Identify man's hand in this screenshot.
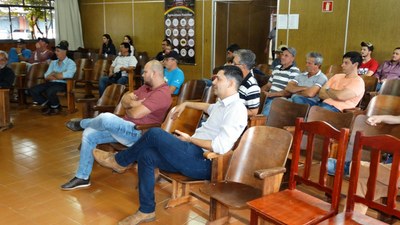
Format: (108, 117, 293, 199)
(45, 72, 57, 81)
(173, 129, 191, 142)
(171, 102, 187, 120)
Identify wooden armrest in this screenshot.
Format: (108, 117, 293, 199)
(283, 126, 295, 134)
(134, 123, 161, 130)
(254, 167, 286, 179)
(248, 114, 267, 127)
(76, 98, 97, 103)
(203, 151, 221, 160)
(93, 105, 116, 112)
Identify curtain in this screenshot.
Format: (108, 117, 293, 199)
(55, 0, 84, 50)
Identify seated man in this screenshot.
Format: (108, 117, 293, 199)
(155, 39, 172, 61)
(261, 46, 300, 116)
(225, 43, 240, 65)
(358, 41, 379, 76)
(286, 52, 327, 106)
(233, 49, 260, 116)
(374, 47, 400, 91)
(318, 51, 365, 112)
(28, 38, 53, 64)
(163, 51, 184, 95)
(98, 42, 138, 96)
(0, 51, 16, 89)
(93, 65, 248, 225)
(8, 39, 32, 64)
(29, 41, 76, 115)
(61, 60, 171, 190)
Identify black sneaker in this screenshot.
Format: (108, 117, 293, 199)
(65, 119, 83, 131)
(60, 177, 90, 190)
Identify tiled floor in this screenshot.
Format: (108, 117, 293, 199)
(0, 100, 248, 225)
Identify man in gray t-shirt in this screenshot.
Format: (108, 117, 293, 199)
(285, 52, 327, 106)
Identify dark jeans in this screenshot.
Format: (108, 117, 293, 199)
(29, 82, 66, 107)
(115, 128, 212, 213)
(98, 75, 128, 96)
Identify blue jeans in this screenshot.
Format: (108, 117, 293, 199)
(262, 97, 274, 116)
(99, 75, 128, 96)
(327, 158, 351, 176)
(317, 102, 341, 112)
(76, 113, 141, 179)
(29, 82, 66, 107)
(290, 95, 319, 106)
(115, 128, 212, 213)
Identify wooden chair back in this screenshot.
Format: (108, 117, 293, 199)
(90, 59, 112, 82)
(365, 95, 400, 116)
(226, 126, 292, 191)
(74, 58, 93, 81)
(10, 62, 27, 76)
(307, 106, 354, 129)
(176, 80, 207, 105)
(379, 79, 400, 96)
(201, 86, 217, 104)
(325, 65, 341, 78)
(266, 98, 310, 129)
(97, 84, 126, 106)
(161, 106, 203, 135)
(25, 63, 48, 88)
(363, 75, 378, 92)
(290, 118, 350, 212)
(346, 132, 400, 218)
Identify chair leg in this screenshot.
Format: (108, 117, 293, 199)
(208, 197, 229, 224)
(66, 80, 77, 113)
(165, 180, 191, 208)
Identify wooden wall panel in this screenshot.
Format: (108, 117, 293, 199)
(105, 3, 133, 44)
(80, 3, 105, 50)
(347, 0, 400, 63)
(215, 2, 229, 67)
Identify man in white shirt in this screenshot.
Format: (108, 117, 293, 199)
(92, 65, 248, 225)
(98, 42, 138, 96)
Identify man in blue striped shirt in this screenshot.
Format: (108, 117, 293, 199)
(30, 40, 76, 115)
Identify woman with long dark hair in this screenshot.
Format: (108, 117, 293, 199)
(99, 34, 116, 56)
(123, 35, 135, 56)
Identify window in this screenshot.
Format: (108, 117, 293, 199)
(0, 0, 55, 40)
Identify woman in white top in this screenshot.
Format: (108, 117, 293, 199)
(123, 35, 135, 56)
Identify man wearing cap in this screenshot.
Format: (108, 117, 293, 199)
(261, 46, 300, 116)
(29, 40, 76, 115)
(358, 41, 379, 76)
(28, 38, 53, 64)
(286, 52, 328, 106)
(98, 42, 138, 96)
(163, 51, 185, 95)
(8, 39, 32, 64)
(233, 49, 260, 116)
(271, 45, 297, 69)
(318, 51, 365, 112)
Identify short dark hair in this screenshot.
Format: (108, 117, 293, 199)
(218, 65, 243, 90)
(343, 51, 362, 68)
(162, 39, 171, 46)
(121, 42, 131, 54)
(227, 43, 240, 53)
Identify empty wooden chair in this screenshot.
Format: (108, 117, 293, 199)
(359, 75, 378, 109)
(16, 63, 49, 105)
(172, 80, 207, 107)
(203, 126, 293, 224)
(76, 84, 127, 118)
(9, 62, 27, 101)
(319, 132, 400, 224)
(379, 79, 400, 96)
(81, 58, 112, 97)
(247, 118, 350, 225)
(365, 95, 400, 116)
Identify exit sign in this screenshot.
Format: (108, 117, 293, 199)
(322, 1, 333, 12)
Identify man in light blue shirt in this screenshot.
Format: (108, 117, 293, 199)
(30, 40, 76, 115)
(163, 51, 184, 95)
(8, 39, 32, 64)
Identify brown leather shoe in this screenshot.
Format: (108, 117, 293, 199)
(93, 148, 127, 173)
(118, 211, 156, 225)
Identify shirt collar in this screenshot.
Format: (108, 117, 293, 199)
(218, 93, 240, 107)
